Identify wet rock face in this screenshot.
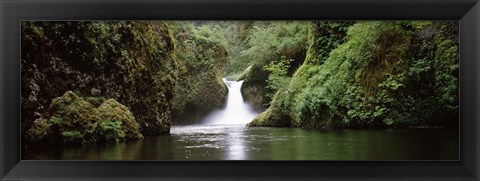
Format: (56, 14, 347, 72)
(238, 64, 271, 111)
(21, 21, 177, 137)
(26, 91, 143, 144)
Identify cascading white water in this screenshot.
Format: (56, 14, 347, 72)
(203, 78, 258, 125)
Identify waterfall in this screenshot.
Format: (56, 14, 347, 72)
(203, 78, 258, 125)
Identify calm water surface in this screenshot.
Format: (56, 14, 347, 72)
(23, 124, 458, 160)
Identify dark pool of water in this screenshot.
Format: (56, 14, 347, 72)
(22, 124, 458, 160)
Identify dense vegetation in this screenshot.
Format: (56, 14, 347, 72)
(249, 21, 459, 128)
(236, 21, 309, 110)
(169, 22, 228, 124)
(21, 21, 459, 146)
(22, 21, 177, 144)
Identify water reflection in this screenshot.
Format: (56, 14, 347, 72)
(225, 125, 248, 160)
(23, 125, 458, 160)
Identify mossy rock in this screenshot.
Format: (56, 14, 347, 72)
(25, 118, 54, 143)
(97, 99, 143, 140)
(21, 21, 176, 138)
(171, 26, 229, 124)
(26, 91, 143, 144)
(247, 108, 290, 127)
(238, 64, 271, 110)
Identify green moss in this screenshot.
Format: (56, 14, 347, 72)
(98, 119, 126, 142)
(21, 21, 177, 137)
(247, 107, 290, 127)
(26, 91, 143, 144)
(97, 99, 143, 140)
(84, 97, 106, 107)
(170, 22, 229, 124)
(25, 118, 53, 143)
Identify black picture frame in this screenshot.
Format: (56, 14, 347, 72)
(1, 0, 479, 180)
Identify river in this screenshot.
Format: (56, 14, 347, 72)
(22, 79, 459, 160)
(23, 124, 458, 160)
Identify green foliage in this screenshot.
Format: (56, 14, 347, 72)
(433, 32, 459, 111)
(98, 119, 126, 142)
(194, 23, 229, 49)
(251, 21, 354, 127)
(251, 21, 459, 129)
(304, 21, 355, 65)
(235, 22, 310, 109)
(264, 56, 292, 98)
(200, 21, 309, 81)
(61, 131, 83, 143)
(21, 21, 177, 136)
(411, 21, 434, 30)
(215, 21, 254, 76)
(167, 21, 310, 111)
(241, 21, 308, 68)
(240, 21, 309, 70)
(168, 22, 229, 123)
(378, 73, 405, 91)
